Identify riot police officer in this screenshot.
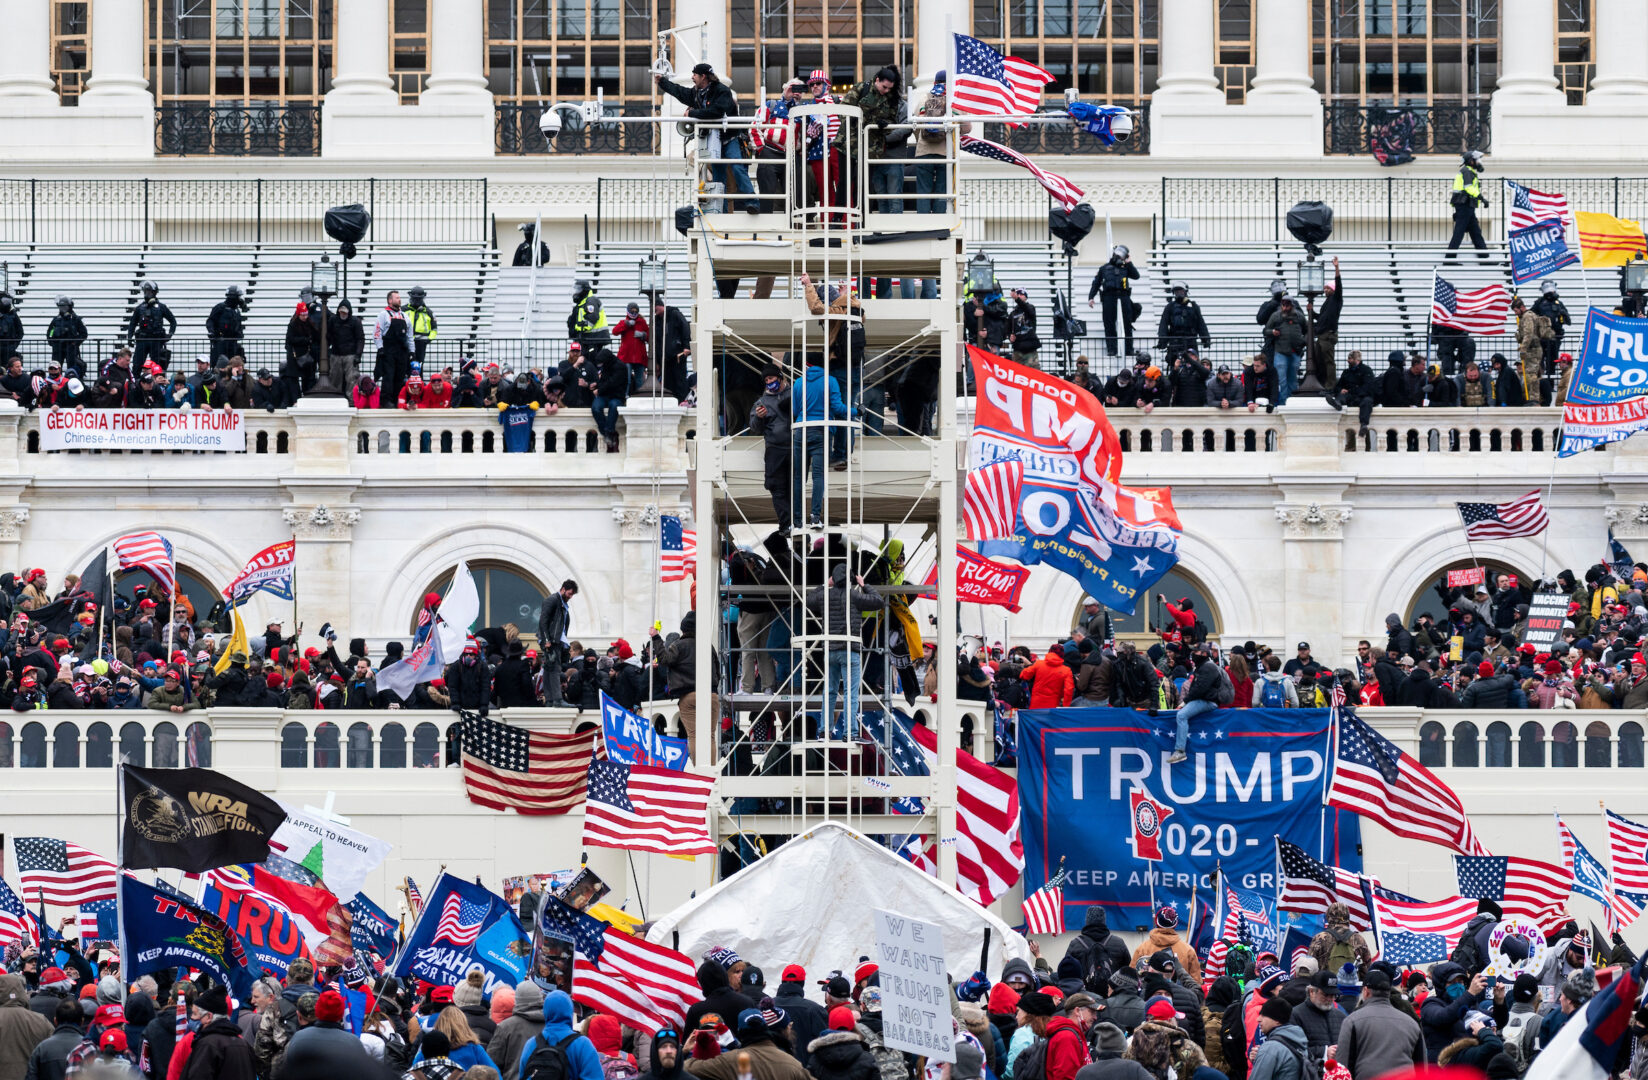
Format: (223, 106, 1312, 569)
(1447, 149, 1488, 259)
(47, 296, 87, 375)
(0, 293, 22, 362)
(1531, 279, 1570, 404)
(126, 280, 177, 371)
(406, 286, 438, 372)
(513, 222, 552, 267)
(207, 285, 248, 366)
(1155, 281, 1210, 361)
(568, 280, 612, 352)
(1087, 244, 1140, 357)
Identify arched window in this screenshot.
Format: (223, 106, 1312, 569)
(1621, 722, 1645, 768)
(185, 723, 212, 767)
(1552, 721, 1578, 768)
(86, 723, 113, 768)
(1518, 721, 1546, 767)
(1070, 568, 1219, 642)
(1418, 721, 1446, 767)
(1586, 721, 1612, 768)
(412, 723, 440, 768)
(1451, 721, 1479, 767)
(314, 722, 341, 768)
(19, 722, 45, 768)
(347, 723, 373, 768)
(112, 564, 221, 633)
(52, 722, 79, 767)
(0, 721, 11, 767)
(153, 723, 179, 768)
(1485, 722, 1511, 768)
(1406, 561, 1537, 626)
(414, 563, 549, 640)
(445, 723, 461, 767)
(120, 722, 146, 767)
(380, 723, 407, 769)
(281, 723, 308, 768)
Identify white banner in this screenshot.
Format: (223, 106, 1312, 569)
(873, 907, 955, 1062)
(40, 409, 246, 451)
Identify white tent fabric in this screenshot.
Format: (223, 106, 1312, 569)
(645, 820, 1032, 983)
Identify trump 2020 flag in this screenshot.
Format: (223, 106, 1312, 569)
(120, 764, 287, 873)
(393, 872, 529, 995)
(223, 539, 296, 604)
(1561, 309, 1648, 456)
(599, 691, 688, 770)
(120, 874, 259, 1001)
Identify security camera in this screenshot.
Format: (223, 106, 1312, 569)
(1063, 87, 1079, 106)
(538, 109, 562, 139)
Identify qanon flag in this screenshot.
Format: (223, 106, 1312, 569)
(223, 539, 296, 604)
(120, 765, 287, 873)
(393, 872, 530, 995)
(967, 347, 1181, 613)
(1560, 309, 1648, 456)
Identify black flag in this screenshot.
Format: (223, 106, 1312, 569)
(30, 548, 112, 636)
(120, 764, 287, 873)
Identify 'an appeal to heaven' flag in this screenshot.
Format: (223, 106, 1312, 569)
(223, 539, 296, 603)
(960, 136, 1083, 211)
(1431, 274, 1510, 334)
(1508, 219, 1579, 285)
(120, 764, 287, 873)
(15, 838, 117, 905)
(1577, 211, 1648, 268)
(1560, 310, 1648, 456)
(460, 713, 599, 814)
(1456, 491, 1550, 541)
(120, 874, 259, 1002)
(1328, 710, 1488, 856)
(1506, 180, 1575, 234)
(950, 33, 1052, 119)
(112, 532, 176, 595)
(269, 801, 391, 901)
(393, 872, 529, 996)
(582, 757, 716, 856)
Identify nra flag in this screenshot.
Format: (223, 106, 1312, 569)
(120, 764, 287, 873)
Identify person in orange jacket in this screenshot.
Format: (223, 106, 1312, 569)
(1023, 645, 1074, 708)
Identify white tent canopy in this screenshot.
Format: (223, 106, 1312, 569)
(645, 820, 1032, 986)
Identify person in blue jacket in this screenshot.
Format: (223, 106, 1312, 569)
(791, 352, 848, 526)
(517, 989, 604, 1080)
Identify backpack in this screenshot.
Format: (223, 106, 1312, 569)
(1260, 676, 1288, 709)
(1116, 654, 1154, 704)
(1281, 1041, 1322, 1080)
(996, 674, 1029, 711)
(1213, 668, 1235, 707)
(367, 1028, 413, 1072)
(1324, 926, 1359, 976)
(276, 997, 300, 1040)
(1449, 917, 1489, 973)
(524, 1033, 582, 1080)
(601, 1053, 640, 1080)
(1013, 1035, 1049, 1080)
(1220, 1000, 1248, 1080)
(1501, 1010, 1539, 1073)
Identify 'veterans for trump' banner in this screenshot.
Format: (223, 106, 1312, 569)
(1560, 309, 1648, 456)
(1016, 707, 1361, 931)
(967, 348, 1181, 614)
(393, 872, 530, 995)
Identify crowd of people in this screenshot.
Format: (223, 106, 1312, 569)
(3, 884, 1644, 1080)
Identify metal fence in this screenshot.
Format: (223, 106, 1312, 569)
(1045, 333, 1523, 383)
(0, 179, 489, 245)
(155, 104, 322, 157)
(1163, 176, 1648, 245)
(1323, 102, 1489, 158)
(496, 102, 658, 155)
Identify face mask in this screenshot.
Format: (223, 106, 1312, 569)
(1445, 983, 1465, 1001)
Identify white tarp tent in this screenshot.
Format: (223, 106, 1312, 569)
(645, 820, 1031, 983)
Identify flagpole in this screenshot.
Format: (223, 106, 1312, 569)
(626, 851, 648, 920)
(1426, 268, 1437, 367)
(1537, 456, 1559, 578)
(114, 758, 126, 991)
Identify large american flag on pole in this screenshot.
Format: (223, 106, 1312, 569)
(15, 837, 118, 905)
(1605, 807, 1648, 893)
(540, 897, 700, 1030)
(1276, 838, 1375, 929)
(459, 714, 599, 815)
(960, 136, 1084, 211)
(1431, 274, 1510, 335)
(1454, 854, 1573, 932)
(909, 722, 1023, 906)
(1506, 180, 1575, 233)
(951, 34, 1053, 120)
(1456, 491, 1550, 541)
(963, 458, 1024, 541)
(1328, 710, 1489, 856)
(582, 757, 716, 857)
(112, 532, 176, 595)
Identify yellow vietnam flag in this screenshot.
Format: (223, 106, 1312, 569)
(1577, 211, 1648, 268)
(213, 602, 250, 674)
(587, 902, 645, 935)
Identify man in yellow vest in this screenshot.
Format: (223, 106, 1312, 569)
(1447, 150, 1489, 260)
(406, 285, 438, 371)
(568, 280, 612, 351)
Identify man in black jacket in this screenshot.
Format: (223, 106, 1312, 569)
(1168, 647, 1226, 764)
(1008, 289, 1041, 367)
(804, 565, 885, 741)
(47, 297, 87, 375)
(444, 642, 491, 716)
(773, 967, 829, 1067)
(206, 286, 246, 366)
(1167, 350, 1210, 408)
(537, 580, 577, 707)
(1156, 283, 1210, 361)
(1327, 348, 1377, 430)
(1088, 245, 1140, 357)
(656, 64, 756, 213)
(126, 281, 177, 373)
(327, 300, 366, 395)
(1061, 908, 1132, 995)
(493, 641, 538, 708)
(749, 364, 794, 530)
(652, 301, 692, 403)
(1306, 258, 1343, 391)
(1289, 969, 1345, 1060)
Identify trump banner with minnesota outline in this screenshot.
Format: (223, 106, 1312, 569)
(1016, 707, 1361, 931)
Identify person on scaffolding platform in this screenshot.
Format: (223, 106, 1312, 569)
(805, 562, 886, 741)
(804, 70, 841, 217)
(657, 62, 758, 214)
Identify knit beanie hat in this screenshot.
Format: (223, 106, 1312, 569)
(1260, 996, 1294, 1025)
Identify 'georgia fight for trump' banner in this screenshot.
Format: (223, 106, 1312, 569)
(1016, 707, 1362, 931)
(967, 348, 1181, 614)
(1561, 309, 1648, 456)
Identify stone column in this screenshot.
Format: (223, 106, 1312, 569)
(1494, 0, 1562, 99)
(1248, 0, 1316, 100)
(79, 0, 152, 102)
(0, 0, 56, 99)
(916, 0, 969, 87)
(672, 0, 727, 77)
(1153, 0, 1222, 102)
(328, 0, 397, 101)
(283, 504, 362, 637)
(422, 0, 490, 100)
(1589, 0, 1648, 99)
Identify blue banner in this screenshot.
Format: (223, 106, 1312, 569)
(1560, 309, 1648, 456)
(1017, 707, 1361, 932)
(349, 893, 399, 959)
(120, 875, 259, 1001)
(198, 880, 309, 978)
(1508, 219, 1579, 284)
(600, 691, 687, 770)
(392, 872, 529, 995)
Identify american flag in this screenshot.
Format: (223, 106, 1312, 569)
(660, 514, 696, 583)
(112, 532, 176, 595)
(1370, 886, 1479, 966)
(1276, 838, 1375, 929)
(175, 981, 188, 1037)
(960, 135, 1084, 211)
(1456, 491, 1549, 541)
(1022, 876, 1065, 935)
(1202, 882, 1269, 986)
(459, 713, 598, 815)
(77, 898, 116, 943)
(1431, 274, 1510, 335)
(1506, 180, 1574, 233)
(1454, 854, 1572, 932)
(964, 457, 1024, 541)
(405, 876, 423, 917)
(1605, 807, 1648, 893)
(1328, 710, 1489, 857)
(583, 757, 716, 857)
(541, 898, 701, 1030)
(951, 34, 1052, 121)
(0, 879, 32, 948)
(1330, 683, 1347, 707)
(431, 891, 488, 948)
(910, 722, 1024, 906)
(15, 837, 117, 905)
(1558, 813, 1644, 933)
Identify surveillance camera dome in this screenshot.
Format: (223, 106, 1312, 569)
(1109, 113, 1134, 140)
(538, 109, 563, 139)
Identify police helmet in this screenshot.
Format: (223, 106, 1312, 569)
(408, 286, 426, 302)
(1111, 245, 1129, 260)
(1463, 150, 1485, 167)
(141, 280, 158, 296)
(1269, 278, 1287, 297)
(1171, 281, 1188, 295)
(1134, 349, 1153, 367)
(226, 285, 243, 299)
(574, 279, 592, 293)
(1540, 279, 1558, 297)
(55, 295, 72, 310)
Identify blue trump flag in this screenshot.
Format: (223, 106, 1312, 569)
(1508, 219, 1579, 284)
(600, 691, 687, 770)
(197, 878, 308, 978)
(349, 893, 399, 958)
(119, 874, 259, 1001)
(1560, 309, 1648, 455)
(1017, 707, 1360, 931)
(392, 872, 529, 995)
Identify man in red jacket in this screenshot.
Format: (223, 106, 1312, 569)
(1023, 646, 1074, 708)
(1015, 991, 1090, 1080)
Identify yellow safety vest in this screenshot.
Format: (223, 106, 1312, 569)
(1452, 167, 1481, 200)
(410, 306, 437, 339)
(574, 294, 608, 335)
